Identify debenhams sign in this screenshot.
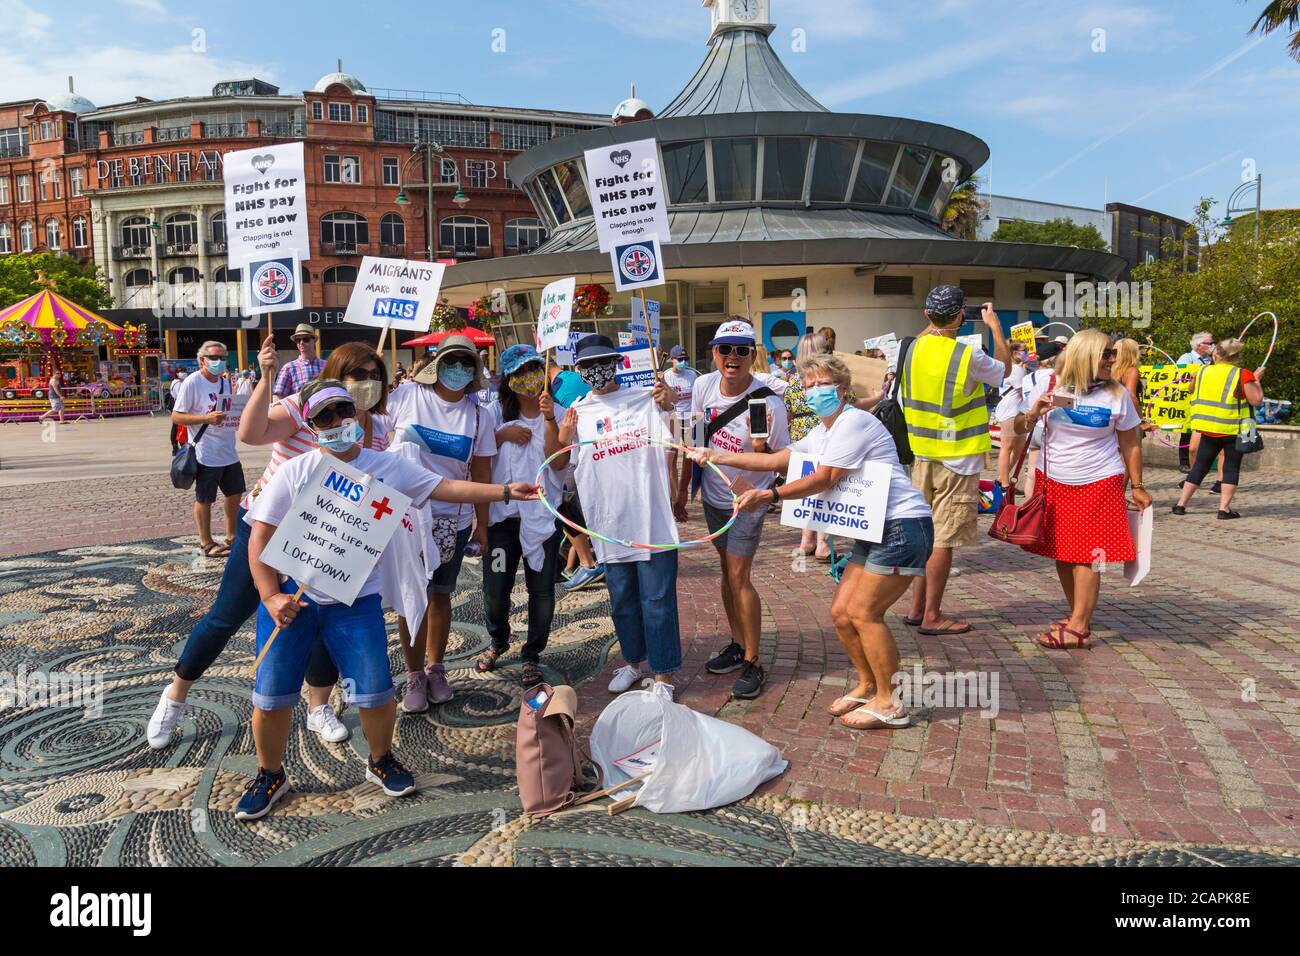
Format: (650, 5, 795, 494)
(95, 150, 224, 188)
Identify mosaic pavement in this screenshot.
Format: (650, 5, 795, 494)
(1, 536, 1297, 866)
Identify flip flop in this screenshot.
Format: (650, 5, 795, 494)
(902, 616, 922, 627)
(918, 620, 972, 635)
(199, 543, 230, 558)
(840, 705, 911, 730)
(828, 694, 874, 717)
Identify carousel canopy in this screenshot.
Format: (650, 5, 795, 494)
(0, 289, 133, 348)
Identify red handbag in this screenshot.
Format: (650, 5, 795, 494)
(989, 395, 1050, 549)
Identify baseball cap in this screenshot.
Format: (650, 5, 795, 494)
(574, 334, 620, 365)
(925, 284, 966, 319)
(412, 334, 485, 389)
(708, 319, 756, 347)
(499, 344, 543, 377)
(1035, 340, 1065, 362)
(669, 345, 687, 359)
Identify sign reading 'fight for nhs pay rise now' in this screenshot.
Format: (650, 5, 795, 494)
(223, 141, 311, 266)
(583, 138, 671, 253)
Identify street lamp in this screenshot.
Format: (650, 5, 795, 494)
(1222, 175, 1262, 244)
(394, 139, 445, 261)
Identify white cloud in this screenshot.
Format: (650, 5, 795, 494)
(780, 0, 895, 40)
(0, 0, 52, 44)
(121, 0, 169, 14)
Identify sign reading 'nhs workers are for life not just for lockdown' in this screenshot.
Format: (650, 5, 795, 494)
(262, 457, 414, 606)
(779, 453, 891, 544)
(344, 257, 447, 332)
(536, 277, 577, 352)
(223, 141, 311, 266)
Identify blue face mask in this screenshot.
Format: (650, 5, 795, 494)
(781, 359, 794, 370)
(204, 357, 227, 375)
(806, 384, 843, 418)
(438, 362, 475, 392)
(314, 419, 362, 452)
(674, 359, 688, 370)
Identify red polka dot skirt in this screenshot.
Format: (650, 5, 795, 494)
(1022, 472, 1136, 565)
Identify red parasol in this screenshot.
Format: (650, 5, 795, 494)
(404, 326, 496, 348)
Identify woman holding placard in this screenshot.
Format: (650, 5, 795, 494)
(688, 354, 933, 730)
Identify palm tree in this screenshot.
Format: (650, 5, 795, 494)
(1250, 0, 1300, 60)
(941, 175, 986, 240)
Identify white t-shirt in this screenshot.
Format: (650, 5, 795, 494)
(1021, 379, 1140, 485)
(912, 342, 1006, 476)
(791, 406, 931, 521)
(752, 370, 789, 397)
(1176, 351, 1211, 367)
(386, 384, 497, 530)
(572, 387, 678, 564)
(692, 372, 791, 509)
(663, 366, 698, 414)
(489, 405, 565, 571)
(169, 378, 185, 400)
(245, 447, 442, 604)
(173, 371, 240, 467)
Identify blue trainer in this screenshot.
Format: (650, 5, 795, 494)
(234, 767, 290, 821)
(366, 752, 416, 797)
(563, 564, 606, 592)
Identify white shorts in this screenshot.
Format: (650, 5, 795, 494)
(993, 391, 1021, 424)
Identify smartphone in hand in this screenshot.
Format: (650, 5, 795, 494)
(748, 397, 769, 438)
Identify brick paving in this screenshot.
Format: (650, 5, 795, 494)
(1, 422, 1298, 852)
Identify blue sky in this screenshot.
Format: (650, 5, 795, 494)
(4, 0, 1298, 219)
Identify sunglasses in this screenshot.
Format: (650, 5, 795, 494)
(1101, 349, 1117, 360)
(309, 402, 356, 427)
(715, 345, 752, 357)
(348, 367, 384, 381)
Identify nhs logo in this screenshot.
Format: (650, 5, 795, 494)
(800, 459, 817, 479)
(373, 298, 418, 320)
(320, 469, 365, 502)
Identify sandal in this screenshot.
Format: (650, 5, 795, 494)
(199, 542, 230, 558)
(1217, 510, 1240, 520)
(918, 619, 973, 636)
(476, 648, 505, 673)
(828, 693, 874, 717)
(521, 661, 544, 688)
(1036, 622, 1091, 649)
(902, 616, 922, 627)
(840, 705, 911, 730)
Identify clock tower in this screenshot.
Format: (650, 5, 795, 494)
(703, 0, 774, 41)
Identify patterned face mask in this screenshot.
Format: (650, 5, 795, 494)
(577, 360, 618, 391)
(508, 367, 545, 397)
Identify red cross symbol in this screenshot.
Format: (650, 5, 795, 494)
(370, 497, 394, 520)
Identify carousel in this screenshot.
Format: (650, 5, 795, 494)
(0, 286, 157, 422)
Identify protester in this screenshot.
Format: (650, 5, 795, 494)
(37, 369, 65, 424)
(1172, 337, 1264, 519)
(899, 286, 1009, 635)
(784, 331, 833, 558)
(1112, 338, 1142, 409)
(167, 370, 187, 453)
(238, 378, 538, 820)
(546, 363, 603, 590)
(691, 319, 790, 699)
(273, 325, 325, 399)
(993, 345, 1029, 492)
(171, 341, 243, 559)
(385, 335, 497, 711)
(1013, 329, 1151, 649)
(554, 334, 681, 699)
(1175, 332, 1216, 470)
(1019, 340, 1063, 496)
(691, 354, 933, 727)
(663, 344, 698, 521)
(236, 368, 255, 396)
(478, 345, 567, 687)
(773, 349, 796, 381)
(817, 326, 838, 354)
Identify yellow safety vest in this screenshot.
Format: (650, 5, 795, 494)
(900, 335, 991, 458)
(1187, 364, 1252, 435)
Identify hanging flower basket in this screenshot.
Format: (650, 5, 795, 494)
(469, 294, 504, 330)
(429, 302, 463, 333)
(573, 283, 612, 318)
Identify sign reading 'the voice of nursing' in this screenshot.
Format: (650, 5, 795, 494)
(779, 453, 891, 544)
(583, 138, 671, 253)
(223, 142, 310, 266)
(262, 457, 413, 606)
(343, 257, 447, 332)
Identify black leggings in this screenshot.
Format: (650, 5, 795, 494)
(1188, 433, 1243, 487)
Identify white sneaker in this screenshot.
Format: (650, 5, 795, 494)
(146, 688, 188, 750)
(607, 664, 643, 694)
(643, 678, 675, 702)
(306, 704, 350, 743)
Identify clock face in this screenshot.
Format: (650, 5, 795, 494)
(733, 0, 761, 22)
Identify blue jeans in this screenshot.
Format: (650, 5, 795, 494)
(174, 507, 339, 688)
(253, 583, 394, 711)
(603, 551, 682, 676)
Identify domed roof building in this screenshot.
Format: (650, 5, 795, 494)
(444, 0, 1125, 359)
(313, 61, 367, 94)
(45, 77, 95, 115)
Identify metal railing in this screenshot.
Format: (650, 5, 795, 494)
(202, 122, 246, 139)
(160, 242, 198, 257)
(156, 126, 191, 142)
(205, 239, 228, 255)
(113, 245, 151, 260)
(379, 243, 406, 257)
(320, 241, 366, 256)
(262, 122, 305, 138)
(113, 130, 145, 146)
(370, 88, 470, 104)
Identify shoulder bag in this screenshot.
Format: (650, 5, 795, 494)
(169, 376, 225, 490)
(989, 402, 1048, 550)
(873, 335, 916, 465)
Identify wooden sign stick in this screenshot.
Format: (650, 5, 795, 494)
(376, 317, 392, 356)
(249, 583, 306, 677)
(571, 771, 650, 808)
(640, 289, 659, 372)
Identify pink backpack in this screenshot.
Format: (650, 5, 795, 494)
(515, 683, 591, 816)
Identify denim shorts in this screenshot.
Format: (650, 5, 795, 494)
(703, 500, 767, 558)
(848, 517, 934, 577)
(252, 582, 393, 711)
(427, 526, 473, 595)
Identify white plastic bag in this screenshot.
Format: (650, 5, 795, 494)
(589, 690, 787, 813)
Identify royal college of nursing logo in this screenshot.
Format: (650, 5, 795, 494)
(249, 257, 296, 307)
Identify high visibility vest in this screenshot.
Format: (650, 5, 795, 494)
(900, 335, 991, 458)
(1187, 364, 1252, 434)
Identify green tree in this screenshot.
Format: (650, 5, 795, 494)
(941, 175, 985, 240)
(1249, 0, 1300, 60)
(0, 253, 113, 312)
(1086, 197, 1299, 404)
(992, 217, 1110, 251)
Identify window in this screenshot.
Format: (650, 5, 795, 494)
(169, 266, 200, 284)
(324, 155, 340, 183)
(311, 101, 323, 120)
(423, 115, 488, 148)
(324, 155, 360, 184)
(712, 138, 758, 202)
(214, 265, 241, 282)
(38, 175, 46, 201)
(50, 170, 61, 199)
(1024, 281, 1048, 300)
(440, 158, 458, 184)
(913, 155, 949, 217)
(72, 215, 87, 248)
(960, 278, 996, 299)
(0, 177, 7, 203)
(886, 147, 931, 207)
(762, 137, 809, 201)
(762, 277, 806, 300)
(852, 142, 899, 204)
(120, 217, 151, 249)
(554, 161, 592, 217)
(39, 120, 52, 140)
(0, 223, 10, 254)
(175, 153, 190, 182)
(464, 160, 487, 190)
(124, 269, 152, 286)
(69, 167, 82, 196)
(19, 221, 34, 252)
(17, 174, 30, 202)
(357, 104, 368, 123)
(164, 212, 198, 248)
(319, 211, 369, 248)
(342, 155, 360, 184)
(210, 211, 226, 243)
(380, 213, 405, 246)
(810, 138, 858, 203)
(536, 171, 569, 223)
(874, 275, 914, 296)
(382, 157, 399, 186)
(327, 102, 352, 122)
(323, 265, 358, 282)
(505, 217, 547, 253)
(440, 215, 489, 252)
(497, 119, 551, 151)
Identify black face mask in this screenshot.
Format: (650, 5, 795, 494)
(577, 360, 618, 390)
